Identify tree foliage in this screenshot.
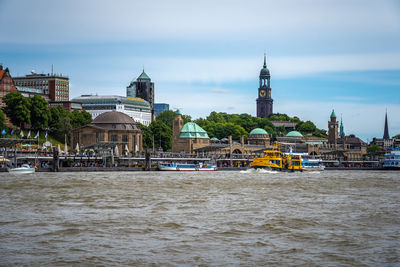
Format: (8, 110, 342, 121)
(30, 95, 51, 130)
(367, 145, 382, 153)
(0, 110, 6, 130)
(2, 92, 31, 127)
(393, 134, 400, 139)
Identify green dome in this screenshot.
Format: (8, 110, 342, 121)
(286, 131, 303, 137)
(176, 109, 182, 115)
(210, 137, 219, 141)
(260, 67, 270, 77)
(249, 128, 268, 135)
(180, 122, 209, 139)
(330, 109, 336, 118)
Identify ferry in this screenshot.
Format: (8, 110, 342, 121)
(158, 162, 217, 171)
(382, 148, 400, 170)
(250, 144, 302, 172)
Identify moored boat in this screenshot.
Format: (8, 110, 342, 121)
(8, 164, 35, 174)
(284, 152, 325, 171)
(382, 148, 400, 170)
(158, 162, 217, 171)
(250, 144, 302, 172)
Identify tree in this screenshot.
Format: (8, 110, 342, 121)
(367, 145, 382, 153)
(393, 134, 400, 139)
(2, 92, 31, 127)
(0, 110, 6, 130)
(143, 120, 172, 151)
(30, 95, 51, 130)
(69, 110, 92, 129)
(137, 122, 152, 150)
(156, 110, 191, 129)
(298, 120, 317, 134)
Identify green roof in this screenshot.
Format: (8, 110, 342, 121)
(176, 109, 182, 115)
(249, 128, 268, 135)
(137, 70, 150, 80)
(180, 122, 209, 139)
(286, 131, 303, 137)
(211, 137, 219, 141)
(330, 109, 336, 118)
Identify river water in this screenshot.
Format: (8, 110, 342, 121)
(0, 170, 399, 266)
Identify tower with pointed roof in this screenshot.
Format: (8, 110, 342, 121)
(328, 109, 339, 145)
(383, 110, 390, 140)
(126, 69, 155, 111)
(256, 53, 273, 118)
(340, 116, 345, 138)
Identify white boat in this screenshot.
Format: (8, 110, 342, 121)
(302, 157, 325, 171)
(284, 152, 325, 171)
(383, 148, 400, 169)
(158, 162, 217, 171)
(8, 164, 36, 174)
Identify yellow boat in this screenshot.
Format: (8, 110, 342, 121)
(250, 144, 302, 172)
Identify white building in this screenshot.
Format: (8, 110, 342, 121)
(72, 95, 152, 126)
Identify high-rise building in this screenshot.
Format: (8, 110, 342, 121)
(154, 103, 169, 116)
(13, 71, 69, 102)
(126, 70, 154, 110)
(256, 53, 273, 118)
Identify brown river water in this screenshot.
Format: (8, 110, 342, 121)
(0, 170, 399, 266)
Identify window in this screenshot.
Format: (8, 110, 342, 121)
(112, 124, 116, 129)
(111, 135, 117, 142)
(122, 135, 128, 142)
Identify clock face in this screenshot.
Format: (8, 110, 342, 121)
(330, 125, 334, 128)
(259, 90, 266, 97)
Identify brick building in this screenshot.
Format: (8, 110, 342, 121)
(0, 65, 18, 106)
(14, 71, 69, 102)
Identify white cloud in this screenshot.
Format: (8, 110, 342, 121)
(1, 0, 399, 43)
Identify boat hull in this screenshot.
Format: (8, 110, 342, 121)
(158, 163, 217, 171)
(8, 168, 35, 174)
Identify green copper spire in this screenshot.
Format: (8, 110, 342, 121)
(330, 109, 336, 118)
(263, 52, 266, 68)
(340, 116, 345, 138)
(176, 109, 182, 115)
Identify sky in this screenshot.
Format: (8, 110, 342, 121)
(1, 0, 399, 141)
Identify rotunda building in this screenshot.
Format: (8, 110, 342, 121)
(71, 111, 143, 153)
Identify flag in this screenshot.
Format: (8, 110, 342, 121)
(34, 131, 39, 138)
(27, 131, 31, 138)
(1, 129, 6, 135)
(11, 130, 14, 136)
(45, 131, 47, 138)
(20, 130, 24, 137)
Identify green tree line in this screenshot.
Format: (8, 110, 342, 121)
(139, 110, 329, 152)
(1, 92, 92, 142)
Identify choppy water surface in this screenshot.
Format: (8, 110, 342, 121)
(0, 170, 399, 266)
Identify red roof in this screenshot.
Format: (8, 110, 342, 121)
(0, 70, 5, 81)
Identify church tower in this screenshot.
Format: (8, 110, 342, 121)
(328, 109, 339, 145)
(172, 109, 184, 152)
(383, 110, 390, 140)
(256, 53, 273, 118)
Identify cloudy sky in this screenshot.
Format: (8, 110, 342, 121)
(1, 0, 399, 140)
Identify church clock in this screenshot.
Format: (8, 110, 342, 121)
(259, 90, 266, 97)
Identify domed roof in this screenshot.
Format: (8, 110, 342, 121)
(260, 67, 270, 77)
(286, 131, 303, 137)
(180, 122, 209, 139)
(250, 128, 268, 135)
(259, 53, 270, 77)
(92, 111, 136, 124)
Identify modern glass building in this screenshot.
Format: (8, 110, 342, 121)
(154, 103, 169, 116)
